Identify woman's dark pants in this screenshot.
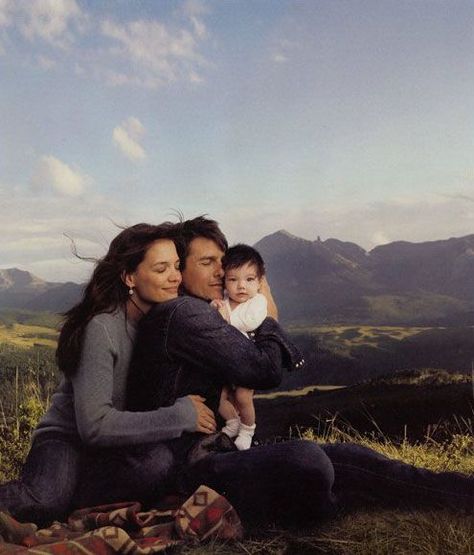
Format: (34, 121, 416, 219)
(1, 435, 472, 526)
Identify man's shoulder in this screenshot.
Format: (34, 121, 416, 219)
(146, 295, 212, 319)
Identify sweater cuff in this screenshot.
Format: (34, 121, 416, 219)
(175, 396, 198, 433)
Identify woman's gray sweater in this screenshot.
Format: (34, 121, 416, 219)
(33, 310, 196, 447)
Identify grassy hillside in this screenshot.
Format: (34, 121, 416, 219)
(281, 323, 474, 388)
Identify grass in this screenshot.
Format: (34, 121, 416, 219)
(0, 322, 58, 349)
(179, 418, 474, 554)
(288, 324, 431, 349)
(0, 324, 472, 554)
(255, 384, 345, 400)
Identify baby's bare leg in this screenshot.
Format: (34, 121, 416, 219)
(219, 386, 238, 420)
(234, 387, 255, 425)
(219, 386, 240, 438)
(234, 388, 256, 451)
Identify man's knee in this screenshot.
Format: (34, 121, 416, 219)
(280, 440, 335, 491)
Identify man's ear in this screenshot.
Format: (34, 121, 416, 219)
(122, 270, 135, 289)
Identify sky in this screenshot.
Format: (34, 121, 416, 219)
(1, 0, 474, 282)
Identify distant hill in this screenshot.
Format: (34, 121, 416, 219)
(0, 268, 83, 313)
(255, 371, 473, 442)
(255, 231, 474, 324)
(2, 231, 474, 322)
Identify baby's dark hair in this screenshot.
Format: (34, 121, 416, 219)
(222, 244, 265, 278)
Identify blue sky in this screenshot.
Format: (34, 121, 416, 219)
(1, 0, 474, 282)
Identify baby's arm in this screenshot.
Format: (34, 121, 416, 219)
(230, 293, 267, 333)
(210, 299, 230, 322)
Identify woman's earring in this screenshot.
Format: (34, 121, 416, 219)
(129, 287, 134, 296)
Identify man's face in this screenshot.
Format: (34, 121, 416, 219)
(181, 237, 225, 300)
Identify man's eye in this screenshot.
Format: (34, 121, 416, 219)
(201, 261, 211, 266)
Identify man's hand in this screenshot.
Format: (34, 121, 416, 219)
(210, 299, 231, 322)
(259, 276, 278, 320)
(187, 395, 217, 434)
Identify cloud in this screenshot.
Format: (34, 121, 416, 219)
(112, 117, 146, 161)
(36, 54, 56, 70)
(221, 193, 474, 251)
(0, 184, 123, 282)
(0, 0, 14, 27)
(272, 53, 288, 64)
(1, 0, 85, 49)
(1, 1, 210, 87)
(270, 38, 299, 65)
(31, 155, 86, 196)
(100, 12, 209, 88)
(182, 0, 209, 39)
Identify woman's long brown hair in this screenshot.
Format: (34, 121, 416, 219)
(56, 222, 177, 377)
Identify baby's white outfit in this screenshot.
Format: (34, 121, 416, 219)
(223, 292, 268, 335)
(222, 292, 268, 450)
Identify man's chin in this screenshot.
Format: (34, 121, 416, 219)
(208, 288, 224, 301)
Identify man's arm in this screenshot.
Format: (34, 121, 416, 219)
(158, 297, 284, 390)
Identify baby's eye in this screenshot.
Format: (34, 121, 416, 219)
(227, 277, 237, 282)
(247, 277, 256, 282)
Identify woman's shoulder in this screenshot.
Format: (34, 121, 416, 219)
(85, 309, 131, 338)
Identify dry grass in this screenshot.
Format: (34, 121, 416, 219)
(180, 420, 474, 555)
(0, 323, 58, 349)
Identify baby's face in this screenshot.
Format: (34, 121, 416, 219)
(225, 262, 261, 304)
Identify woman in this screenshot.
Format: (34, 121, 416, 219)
(0, 223, 216, 525)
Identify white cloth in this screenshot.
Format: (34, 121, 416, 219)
(224, 292, 268, 335)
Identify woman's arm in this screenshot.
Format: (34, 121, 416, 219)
(71, 318, 198, 447)
(259, 276, 278, 320)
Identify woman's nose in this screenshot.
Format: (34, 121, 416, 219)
(169, 269, 182, 283)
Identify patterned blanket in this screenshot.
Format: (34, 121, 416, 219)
(0, 485, 243, 554)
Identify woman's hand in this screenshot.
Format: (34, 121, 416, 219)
(187, 395, 217, 434)
(259, 276, 278, 320)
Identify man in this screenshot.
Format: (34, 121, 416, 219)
(128, 216, 473, 524)
(176, 216, 278, 318)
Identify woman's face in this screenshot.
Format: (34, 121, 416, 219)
(125, 239, 181, 312)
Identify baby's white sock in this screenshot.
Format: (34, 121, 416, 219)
(221, 417, 241, 438)
(234, 423, 256, 450)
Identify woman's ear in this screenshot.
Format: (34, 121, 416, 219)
(122, 270, 135, 289)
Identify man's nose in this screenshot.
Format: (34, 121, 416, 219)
(214, 262, 224, 278)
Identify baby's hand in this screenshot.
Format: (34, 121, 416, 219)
(210, 299, 230, 322)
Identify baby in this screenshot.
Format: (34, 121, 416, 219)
(211, 244, 268, 450)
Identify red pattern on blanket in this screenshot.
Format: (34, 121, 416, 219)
(0, 485, 243, 554)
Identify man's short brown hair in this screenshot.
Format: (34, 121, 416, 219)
(176, 216, 228, 269)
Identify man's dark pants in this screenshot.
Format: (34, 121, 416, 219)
(1, 433, 472, 526)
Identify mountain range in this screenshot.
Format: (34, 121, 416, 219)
(2, 231, 474, 324)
